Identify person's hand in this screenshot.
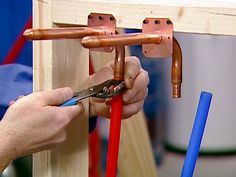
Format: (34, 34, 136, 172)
(89, 56, 149, 119)
(0, 87, 84, 171)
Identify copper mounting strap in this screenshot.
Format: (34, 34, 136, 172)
(142, 18, 173, 58)
(88, 13, 116, 52)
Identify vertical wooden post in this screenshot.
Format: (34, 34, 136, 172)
(33, 0, 89, 177)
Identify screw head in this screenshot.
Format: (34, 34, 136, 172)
(166, 20, 172, 25)
(110, 16, 115, 21)
(143, 19, 149, 24)
(155, 20, 160, 24)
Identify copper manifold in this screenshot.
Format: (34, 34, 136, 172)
(81, 33, 182, 98)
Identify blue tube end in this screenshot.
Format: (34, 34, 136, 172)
(180, 91, 213, 177)
(200, 91, 213, 104)
(201, 91, 212, 97)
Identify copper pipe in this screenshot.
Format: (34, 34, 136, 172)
(172, 37, 182, 98)
(23, 27, 106, 40)
(114, 46, 125, 80)
(81, 32, 162, 48)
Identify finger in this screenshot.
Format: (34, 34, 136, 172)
(122, 100, 144, 119)
(123, 69, 149, 103)
(123, 87, 148, 105)
(37, 87, 74, 106)
(60, 103, 84, 122)
(17, 95, 25, 100)
(8, 101, 15, 107)
(105, 98, 112, 105)
(124, 56, 141, 89)
(89, 66, 113, 86)
(90, 101, 111, 118)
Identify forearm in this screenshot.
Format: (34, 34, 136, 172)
(0, 123, 14, 173)
(0, 156, 10, 174)
(0, 142, 12, 173)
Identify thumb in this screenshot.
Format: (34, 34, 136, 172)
(124, 56, 141, 89)
(38, 87, 74, 106)
(61, 103, 85, 121)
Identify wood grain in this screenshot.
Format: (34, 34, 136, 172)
(33, 0, 89, 177)
(53, 0, 236, 36)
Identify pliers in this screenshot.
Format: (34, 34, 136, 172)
(61, 79, 126, 106)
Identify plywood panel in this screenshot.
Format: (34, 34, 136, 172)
(33, 0, 89, 177)
(53, 0, 236, 36)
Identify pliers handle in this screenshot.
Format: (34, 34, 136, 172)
(61, 79, 126, 106)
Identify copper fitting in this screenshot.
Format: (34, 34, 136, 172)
(81, 31, 181, 98)
(81, 32, 162, 48)
(172, 37, 182, 98)
(23, 27, 106, 40)
(114, 46, 125, 81)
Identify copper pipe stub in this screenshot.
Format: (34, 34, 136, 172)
(81, 32, 162, 48)
(172, 37, 182, 98)
(23, 13, 117, 41)
(23, 27, 106, 40)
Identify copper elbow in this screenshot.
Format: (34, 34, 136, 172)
(172, 37, 182, 98)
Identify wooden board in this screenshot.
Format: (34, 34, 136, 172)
(33, 0, 89, 177)
(53, 0, 236, 36)
(118, 111, 158, 177)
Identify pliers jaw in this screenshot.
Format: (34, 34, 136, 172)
(93, 79, 126, 99)
(61, 79, 126, 107)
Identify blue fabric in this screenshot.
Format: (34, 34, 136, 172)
(0, 64, 32, 118)
(0, 0, 32, 66)
(89, 116, 98, 133)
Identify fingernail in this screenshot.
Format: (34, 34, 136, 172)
(105, 98, 112, 105)
(8, 101, 15, 107)
(125, 77, 133, 89)
(77, 102, 85, 112)
(109, 107, 112, 114)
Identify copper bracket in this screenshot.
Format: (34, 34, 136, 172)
(88, 13, 116, 52)
(142, 18, 173, 58)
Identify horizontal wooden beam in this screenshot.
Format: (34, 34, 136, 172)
(53, 0, 236, 36)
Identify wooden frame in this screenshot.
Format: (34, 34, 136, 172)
(33, 1, 89, 176)
(53, 0, 236, 36)
(33, 0, 236, 177)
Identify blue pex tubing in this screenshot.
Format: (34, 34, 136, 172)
(180, 91, 212, 177)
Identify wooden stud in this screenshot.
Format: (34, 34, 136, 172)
(53, 0, 236, 36)
(33, 0, 89, 177)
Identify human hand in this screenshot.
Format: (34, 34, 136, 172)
(89, 56, 149, 119)
(0, 87, 84, 170)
